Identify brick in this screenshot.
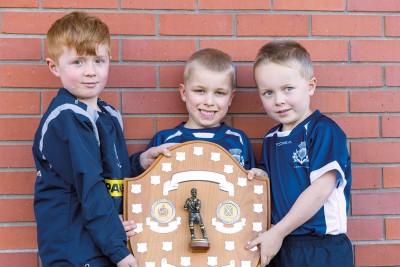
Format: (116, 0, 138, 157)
(386, 66, 400, 86)
(160, 14, 232, 36)
(274, 0, 344, 10)
(351, 142, 400, 164)
(0, 0, 38, 7)
(123, 117, 155, 139)
(315, 65, 382, 87)
(122, 0, 194, 9)
(0, 38, 41, 60)
(229, 91, 264, 114)
(122, 39, 195, 61)
(7, 12, 156, 35)
(0, 199, 35, 222)
(156, 116, 189, 132)
(386, 218, 400, 240)
(127, 143, 147, 157)
(349, 0, 400, 12)
(108, 65, 156, 88)
(199, 0, 270, 10)
(383, 167, 400, 188)
(0, 226, 37, 249)
(252, 141, 263, 163)
(312, 15, 381, 36)
(352, 192, 400, 215)
(160, 66, 185, 88)
(0, 118, 40, 141)
(352, 40, 400, 62)
(347, 218, 382, 241)
(236, 65, 255, 88)
(41, 90, 58, 113)
(355, 244, 400, 267)
(96, 13, 155, 35)
(351, 167, 380, 190)
(382, 116, 400, 137)
(100, 90, 120, 111)
(385, 16, 400, 37)
(310, 91, 348, 113)
(0, 252, 38, 267)
(233, 116, 277, 139)
(0, 91, 40, 115)
(1, 12, 64, 34)
(0, 171, 36, 195)
(200, 40, 267, 62)
(237, 14, 308, 36)
(0, 64, 61, 88)
(42, 0, 118, 8)
(350, 90, 400, 112)
(110, 39, 120, 62)
(331, 116, 379, 138)
(122, 91, 186, 114)
(0, 145, 34, 168)
(300, 40, 348, 62)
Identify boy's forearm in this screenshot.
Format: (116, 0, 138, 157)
(273, 170, 337, 238)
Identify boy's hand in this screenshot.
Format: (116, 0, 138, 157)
(245, 227, 283, 266)
(116, 254, 138, 267)
(247, 168, 268, 180)
(140, 143, 177, 170)
(119, 215, 137, 239)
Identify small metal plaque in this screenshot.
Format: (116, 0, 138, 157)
(216, 200, 240, 225)
(150, 199, 176, 224)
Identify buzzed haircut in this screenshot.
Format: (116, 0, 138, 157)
(184, 48, 236, 88)
(254, 40, 314, 80)
(47, 11, 110, 63)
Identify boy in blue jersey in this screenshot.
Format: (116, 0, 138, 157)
(246, 41, 353, 267)
(133, 48, 257, 173)
(32, 12, 172, 267)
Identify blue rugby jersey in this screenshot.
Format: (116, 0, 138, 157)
(260, 110, 351, 236)
(33, 88, 131, 266)
(132, 122, 256, 175)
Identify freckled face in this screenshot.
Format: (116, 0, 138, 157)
(255, 62, 316, 131)
(47, 45, 110, 109)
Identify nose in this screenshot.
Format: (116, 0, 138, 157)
(204, 92, 214, 106)
(275, 92, 285, 105)
(84, 62, 96, 76)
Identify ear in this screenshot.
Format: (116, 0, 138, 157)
(46, 58, 60, 77)
(179, 84, 187, 102)
(228, 89, 236, 106)
(308, 77, 317, 96)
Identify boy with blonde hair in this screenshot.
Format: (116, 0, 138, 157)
(33, 11, 171, 266)
(246, 41, 353, 267)
(133, 48, 256, 172)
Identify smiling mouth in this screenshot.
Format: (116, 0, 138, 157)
(200, 110, 216, 116)
(276, 109, 290, 114)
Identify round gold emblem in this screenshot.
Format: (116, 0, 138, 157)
(151, 199, 176, 224)
(216, 200, 240, 224)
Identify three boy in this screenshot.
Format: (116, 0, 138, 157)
(33, 10, 353, 267)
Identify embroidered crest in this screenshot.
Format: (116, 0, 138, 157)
(292, 141, 309, 165)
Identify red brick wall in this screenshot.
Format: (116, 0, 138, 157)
(1, 1, 399, 266)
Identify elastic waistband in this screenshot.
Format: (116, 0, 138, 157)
(283, 234, 348, 246)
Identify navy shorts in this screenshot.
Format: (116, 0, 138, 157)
(266, 234, 354, 267)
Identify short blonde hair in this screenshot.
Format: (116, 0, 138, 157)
(254, 40, 314, 80)
(184, 48, 236, 88)
(47, 11, 110, 63)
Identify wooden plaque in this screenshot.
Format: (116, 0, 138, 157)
(124, 141, 270, 267)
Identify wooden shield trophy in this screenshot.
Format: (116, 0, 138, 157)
(124, 141, 270, 267)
